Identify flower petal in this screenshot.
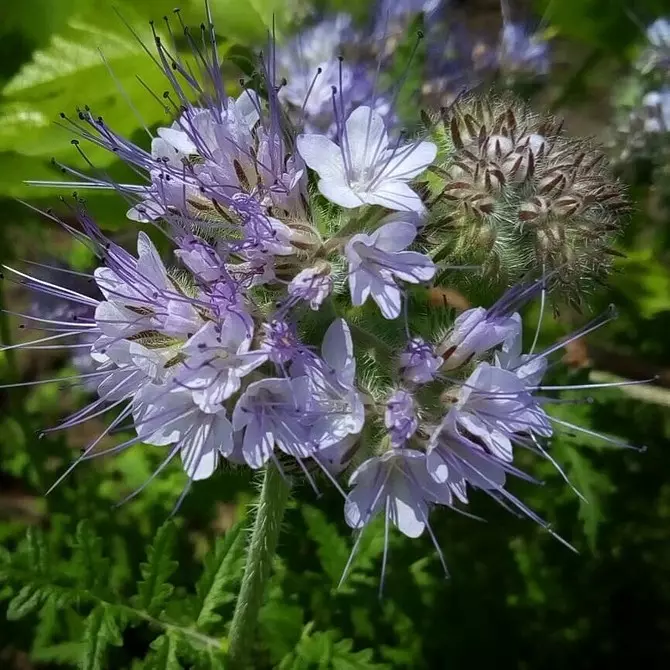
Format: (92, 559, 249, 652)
(373, 220, 417, 252)
(296, 134, 345, 181)
(344, 106, 388, 173)
(379, 140, 437, 181)
(365, 180, 426, 212)
(318, 179, 365, 208)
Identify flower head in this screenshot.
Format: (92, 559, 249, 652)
(345, 216, 435, 318)
(297, 106, 437, 212)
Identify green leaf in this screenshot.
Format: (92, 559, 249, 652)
(556, 442, 615, 551)
(281, 628, 388, 670)
(0, 11, 172, 167)
(134, 522, 178, 616)
(194, 523, 246, 630)
(144, 634, 183, 670)
(80, 604, 124, 670)
(259, 601, 305, 663)
(301, 506, 350, 584)
(6, 584, 45, 620)
(72, 520, 108, 592)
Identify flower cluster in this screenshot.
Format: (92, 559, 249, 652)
(3, 5, 639, 578)
(273, 1, 551, 136)
(608, 17, 670, 203)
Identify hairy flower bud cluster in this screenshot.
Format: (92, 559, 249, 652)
(424, 96, 628, 304)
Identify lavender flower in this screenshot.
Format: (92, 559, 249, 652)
(345, 217, 436, 319)
(133, 384, 234, 480)
(288, 262, 333, 310)
(176, 318, 267, 414)
(232, 377, 314, 468)
(2, 4, 637, 586)
(344, 448, 452, 538)
(385, 389, 419, 446)
(399, 337, 443, 383)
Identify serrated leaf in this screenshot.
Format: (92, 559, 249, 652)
(281, 629, 388, 670)
(26, 526, 49, 575)
(556, 442, 615, 551)
(0, 12, 172, 166)
(134, 522, 178, 616)
(194, 523, 245, 630)
(301, 506, 350, 584)
(144, 634, 182, 670)
(259, 601, 305, 663)
(32, 642, 86, 665)
(72, 520, 108, 591)
(80, 604, 124, 670)
(6, 584, 45, 620)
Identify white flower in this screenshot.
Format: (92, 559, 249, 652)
(297, 106, 437, 212)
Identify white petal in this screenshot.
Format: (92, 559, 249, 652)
(137, 232, 171, 290)
(365, 180, 426, 213)
(344, 478, 384, 529)
(234, 90, 261, 128)
(388, 477, 426, 538)
(242, 420, 274, 469)
(296, 134, 345, 181)
(317, 179, 364, 209)
(387, 251, 436, 283)
(322, 319, 355, 385)
(157, 127, 197, 155)
(370, 277, 402, 319)
(379, 141, 437, 181)
(344, 106, 388, 173)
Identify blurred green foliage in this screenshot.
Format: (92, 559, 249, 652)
(0, 0, 669, 668)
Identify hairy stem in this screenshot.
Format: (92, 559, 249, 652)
(227, 464, 291, 668)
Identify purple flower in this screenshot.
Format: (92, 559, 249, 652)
(452, 362, 552, 462)
(345, 216, 435, 319)
(299, 319, 365, 451)
(261, 321, 304, 366)
(438, 308, 520, 370)
(497, 23, 550, 77)
(288, 262, 333, 310)
(495, 328, 548, 387)
(232, 377, 314, 468)
(426, 409, 507, 501)
(94, 233, 203, 340)
(176, 317, 267, 413)
(132, 384, 233, 480)
(648, 17, 670, 47)
(276, 15, 377, 135)
(399, 337, 443, 383)
(344, 448, 452, 537)
(385, 390, 418, 446)
(297, 106, 437, 211)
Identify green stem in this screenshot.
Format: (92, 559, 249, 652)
(227, 464, 291, 668)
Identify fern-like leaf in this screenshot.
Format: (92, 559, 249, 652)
(80, 604, 123, 670)
(134, 522, 178, 616)
(144, 633, 182, 670)
(72, 521, 109, 593)
(6, 584, 45, 620)
(194, 523, 245, 630)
